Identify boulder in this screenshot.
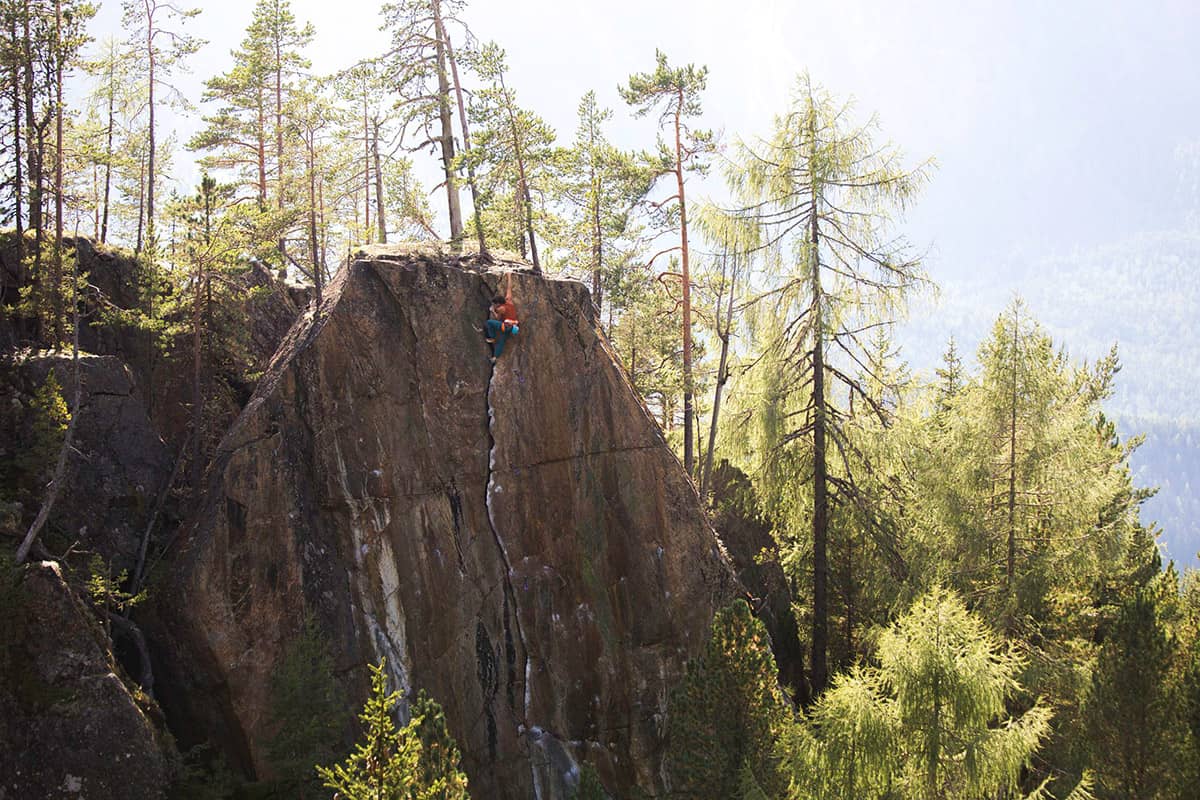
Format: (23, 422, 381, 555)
(0, 561, 172, 799)
(155, 249, 736, 798)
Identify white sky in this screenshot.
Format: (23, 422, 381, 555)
(86, 0, 1200, 267)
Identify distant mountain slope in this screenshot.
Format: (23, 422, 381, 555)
(1129, 418, 1200, 565)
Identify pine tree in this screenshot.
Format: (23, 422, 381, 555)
(120, 0, 202, 256)
(666, 599, 787, 800)
(556, 90, 650, 312)
(1085, 573, 1184, 800)
(620, 50, 714, 478)
(464, 42, 556, 271)
(317, 659, 470, 800)
(380, 0, 474, 249)
(265, 617, 350, 798)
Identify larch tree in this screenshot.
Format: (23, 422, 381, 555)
(719, 73, 930, 695)
(782, 587, 1055, 800)
(926, 300, 1142, 630)
(620, 49, 714, 478)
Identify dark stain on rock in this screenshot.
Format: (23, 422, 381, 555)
(447, 484, 467, 572)
(226, 497, 247, 543)
(475, 620, 498, 761)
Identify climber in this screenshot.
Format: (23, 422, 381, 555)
(485, 271, 520, 364)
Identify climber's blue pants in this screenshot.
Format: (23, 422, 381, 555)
(486, 319, 509, 358)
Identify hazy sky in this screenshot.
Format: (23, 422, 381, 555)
(89, 0, 1200, 255)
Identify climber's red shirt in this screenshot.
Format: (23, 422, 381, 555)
(495, 300, 518, 322)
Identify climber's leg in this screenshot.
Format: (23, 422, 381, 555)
(485, 318, 502, 343)
(493, 327, 508, 359)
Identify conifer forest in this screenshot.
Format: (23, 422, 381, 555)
(2, 1, 1199, 799)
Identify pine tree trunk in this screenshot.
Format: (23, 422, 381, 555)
(701, 252, 735, 499)
(591, 157, 602, 310)
(145, 9, 155, 253)
(674, 95, 694, 478)
(256, 89, 266, 207)
(432, 0, 461, 248)
(274, 35, 286, 260)
(1006, 306, 1019, 593)
(307, 131, 321, 298)
(51, 0, 63, 346)
(372, 119, 386, 244)
(442, 14, 485, 255)
(100, 45, 114, 243)
(134, 147, 145, 254)
(11, 14, 23, 245)
(362, 93, 370, 243)
(22, 4, 43, 342)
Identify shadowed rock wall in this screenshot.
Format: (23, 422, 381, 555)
(156, 250, 735, 798)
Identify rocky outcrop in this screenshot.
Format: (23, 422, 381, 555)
(0, 561, 172, 799)
(156, 247, 736, 798)
(1, 352, 170, 574)
(710, 462, 809, 706)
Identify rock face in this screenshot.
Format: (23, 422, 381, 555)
(0, 562, 172, 799)
(1, 352, 170, 574)
(157, 249, 736, 798)
(710, 462, 809, 706)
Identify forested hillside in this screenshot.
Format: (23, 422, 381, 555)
(2, 0, 1198, 798)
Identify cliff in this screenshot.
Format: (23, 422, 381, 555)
(154, 247, 737, 798)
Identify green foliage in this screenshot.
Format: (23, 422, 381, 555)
(317, 659, 470, 800)
(264, 616, 350, 797)
(85, 554, 146, 617)
(0, 367, 69, 509)
(462, 42, 559, 260)
(570, 764, 607, 800)
(785, 587, 1051, 800)
(410, 690, 470, 800)
(666, 599, 787, 800)
(169, 742, 240, 800)
(1085, 572, 1190, 799)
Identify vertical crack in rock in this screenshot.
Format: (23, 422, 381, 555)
(482, 304, 539, 798)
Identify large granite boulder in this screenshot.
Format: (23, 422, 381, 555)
(155, 248, 736, 798)
(0, 561, 172, 799)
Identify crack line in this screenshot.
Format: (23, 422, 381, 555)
(481, 271, 539, 799)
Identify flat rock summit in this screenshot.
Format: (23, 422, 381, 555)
(154, 248, 736, 798)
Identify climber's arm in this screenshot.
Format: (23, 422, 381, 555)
(505, 271, 513, 305)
